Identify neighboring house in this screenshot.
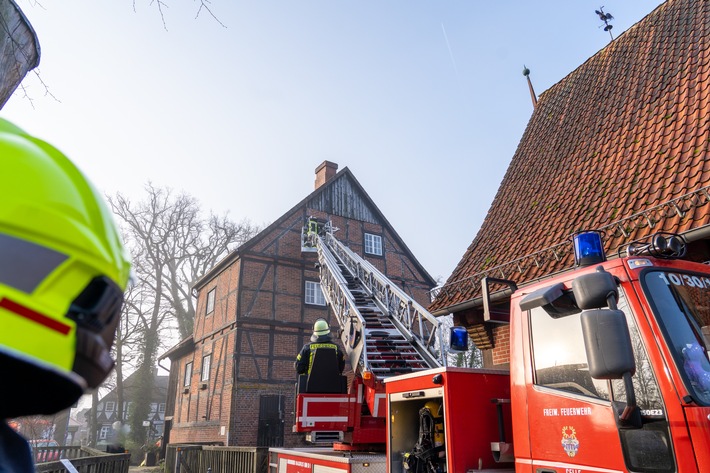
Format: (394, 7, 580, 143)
(95, 373, 168, 446)
(65, 415, 81, 446)
(72, 408, 91, 446)
(161, 161, 436, 447)
(430, 0, 710, 367)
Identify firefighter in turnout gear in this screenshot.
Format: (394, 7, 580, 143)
(295, 319, 345, 375)
(0, 118, 131, 472)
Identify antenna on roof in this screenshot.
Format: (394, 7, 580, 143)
(522, 65, 537, 109)
(595, 7, 614, 42)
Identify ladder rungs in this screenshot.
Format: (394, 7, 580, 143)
(369, 359, 423, 363)
(319, 233, 439, 380)
(370, 367, 429, 374)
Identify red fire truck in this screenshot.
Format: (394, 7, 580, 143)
(270, 226, 710, 472)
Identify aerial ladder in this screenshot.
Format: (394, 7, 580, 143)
(294, 218, 446, 450)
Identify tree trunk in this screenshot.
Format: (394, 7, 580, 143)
(89, 390, 98, 447)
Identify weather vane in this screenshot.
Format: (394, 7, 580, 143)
(595, 7, 615, 41)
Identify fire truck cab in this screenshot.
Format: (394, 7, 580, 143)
(387, 232, 710, 472)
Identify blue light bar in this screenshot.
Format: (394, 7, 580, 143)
(449, 326, 469, 352)
(574, 231, 606, 267)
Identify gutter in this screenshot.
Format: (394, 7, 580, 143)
(681, 223, 710, 245)
(431, 288, 514, 317)
(432, 224, 710, 317)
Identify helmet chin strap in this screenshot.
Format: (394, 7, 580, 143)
(67, 276, 124, 389)
(73, 328, 115, 389)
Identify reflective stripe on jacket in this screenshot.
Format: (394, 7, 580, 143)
(295, 339, 344, 374)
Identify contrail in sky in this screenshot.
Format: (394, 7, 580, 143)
(441, 23, 460, 81)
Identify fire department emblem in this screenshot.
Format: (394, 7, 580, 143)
(561, 426, 579, 458)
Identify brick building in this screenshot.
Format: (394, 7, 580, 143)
(161, 161, 436, 447)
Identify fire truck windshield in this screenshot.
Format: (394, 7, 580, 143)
(642, 270, 710, 405)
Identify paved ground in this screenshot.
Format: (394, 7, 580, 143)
(128, 466, 162, 473)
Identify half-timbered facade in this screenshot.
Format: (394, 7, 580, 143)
(163, 161, 435, 447)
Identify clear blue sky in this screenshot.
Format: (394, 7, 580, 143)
(5, 1, 666, 284)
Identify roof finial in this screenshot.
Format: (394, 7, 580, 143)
(523, 65, 538, 109)
(595, 7, 614, 42)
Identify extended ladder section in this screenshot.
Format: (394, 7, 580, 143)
(310, 228, 445, 382)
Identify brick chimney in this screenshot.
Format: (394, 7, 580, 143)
(314, 161, 338, 189)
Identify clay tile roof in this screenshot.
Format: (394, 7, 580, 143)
(430, 0, 710, 314)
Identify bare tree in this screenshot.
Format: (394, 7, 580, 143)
(111, 282, 145, 434)
(106, 184, 259, 446)
(110, 184, 258, 339)
(131, 0, 226, 30)
(88, 391, 98, 447)
(10, 415, 55, 441)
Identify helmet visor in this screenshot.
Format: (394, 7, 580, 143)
(0, 232, 67, 293)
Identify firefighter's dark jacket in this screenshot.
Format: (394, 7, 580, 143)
(295, 334, 345, 375)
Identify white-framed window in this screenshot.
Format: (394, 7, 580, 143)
(184, 361, 193, 386)
(99, 426, 111, 440)
(159, 403, 166, 413)
(206, 288, 216, 315)
(305, 281, 326, 306)
(364, 233, 383, 256)
(123, 401, 133, 420)
(201, 354, 212, 381)
(104, 401, 115, 412)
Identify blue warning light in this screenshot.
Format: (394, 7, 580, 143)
(573, 231, 606, 267)
(449, 326, 469, 352)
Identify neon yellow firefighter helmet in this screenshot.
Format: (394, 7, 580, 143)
(313, 318, 330, 337)
(0, 118, 131, 418)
